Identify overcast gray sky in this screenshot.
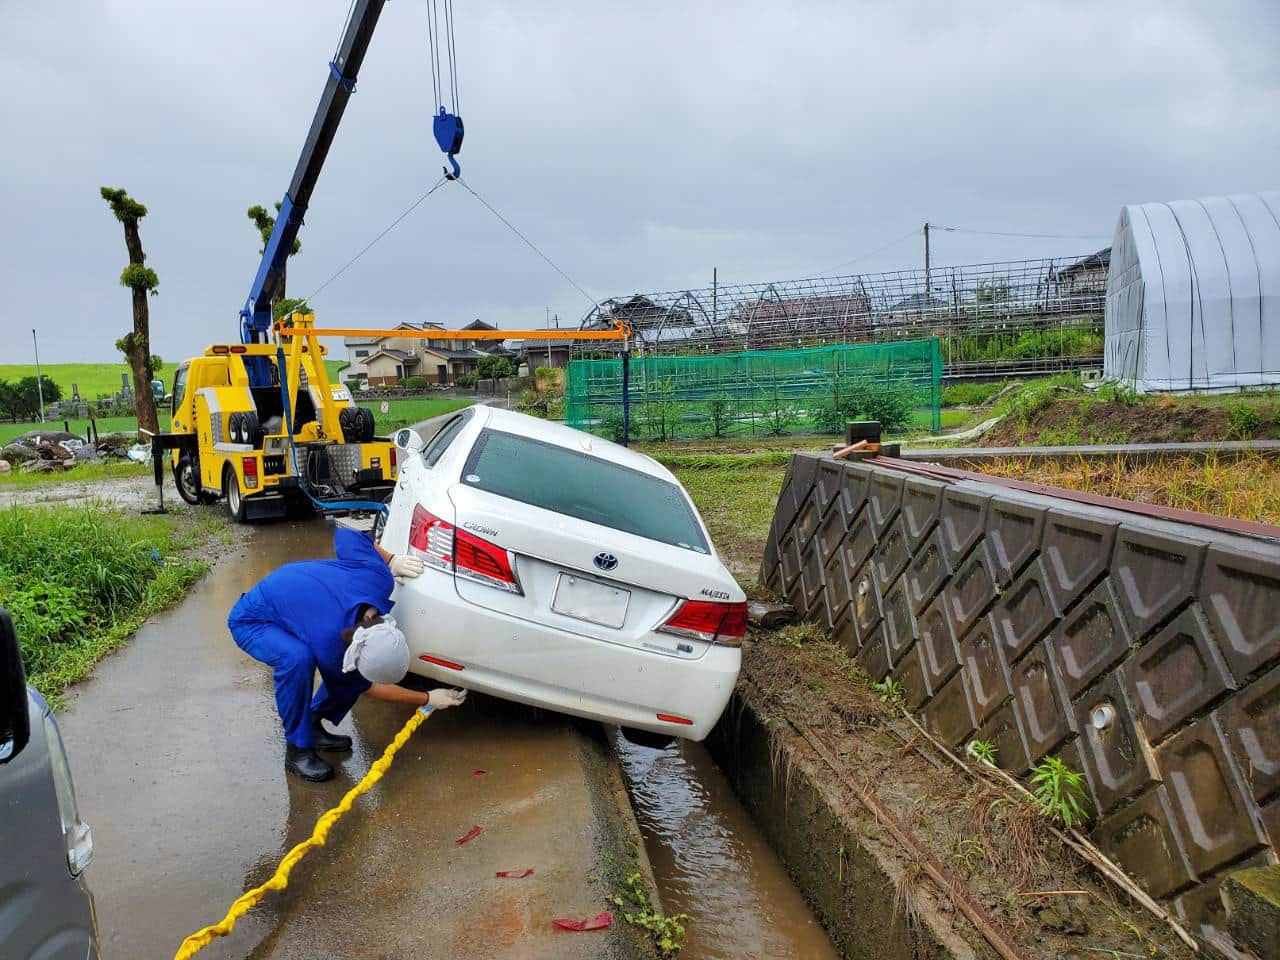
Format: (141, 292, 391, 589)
(3, 0, 1278, 364)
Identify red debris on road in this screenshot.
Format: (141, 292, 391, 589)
(455, 825, 483, 846)
(553, 911, 613, 932)
(495, 869, 534, 879)
(471, 770, 488, 777)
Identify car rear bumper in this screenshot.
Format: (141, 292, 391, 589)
(394, 575, 740, 741)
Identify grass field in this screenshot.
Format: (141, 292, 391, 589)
(0, 359, 348, 399)
(0, 461, 153, 488)
(371, 396, 473, 433)
(662, 453, 788, 584)
(0, 395, 470, 446)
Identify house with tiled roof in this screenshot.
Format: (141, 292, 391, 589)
(343, 320, 514, 386)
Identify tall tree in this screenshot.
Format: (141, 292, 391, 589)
(248, 202, 302, 318)
(100, 186, 160, 436)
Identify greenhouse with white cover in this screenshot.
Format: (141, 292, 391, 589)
(1104, 190, 1280, 392)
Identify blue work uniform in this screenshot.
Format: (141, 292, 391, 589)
(227, 528, 395, 748)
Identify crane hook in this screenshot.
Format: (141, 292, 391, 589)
(433, 106, 464, 180)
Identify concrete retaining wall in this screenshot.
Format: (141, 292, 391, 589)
(759, 453, 1280, 950)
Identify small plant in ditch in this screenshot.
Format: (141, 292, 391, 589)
(771, 622, 824, 648)
(1029, 754, 1090, 828)
(872, 676, 903, 705)
(609, 870, 689, 957)
(965, 739, 998, 767)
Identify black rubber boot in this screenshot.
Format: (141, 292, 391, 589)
(310, 718, 353, 753)
(285, 744, 334, 782)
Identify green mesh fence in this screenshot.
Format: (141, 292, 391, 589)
(565, 339, 942, 442)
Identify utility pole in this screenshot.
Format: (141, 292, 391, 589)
(712, 267, 718, 326)
(32, 328, 45, 422)
(923, 222, 931, 300)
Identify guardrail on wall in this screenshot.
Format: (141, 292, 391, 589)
(759, 452, 1280, 952)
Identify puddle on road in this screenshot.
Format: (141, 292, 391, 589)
(615, 733, 839, 960)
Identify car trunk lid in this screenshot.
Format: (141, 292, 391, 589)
(443, 484, 738, 659)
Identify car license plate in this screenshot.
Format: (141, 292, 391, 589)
(551, 574, 630, 629)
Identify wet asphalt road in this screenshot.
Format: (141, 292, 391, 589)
(56, 520, 635, 960)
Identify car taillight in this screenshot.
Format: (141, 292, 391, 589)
(658, 599, 748, 646)
(242, 456, 258, 489)
(408, 505, 521, 593)
(408, 504, 454, 572)
(389, 447, 397, 477)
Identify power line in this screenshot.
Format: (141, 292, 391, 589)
(934, 224, 1110, 242)
(816, 228, 921, 276)
(457, 177, 598, 309)
(305, 176, 450, 302)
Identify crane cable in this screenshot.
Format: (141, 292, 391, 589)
(172, 707, 435, 959)
(427, 0, 460, 115)
(305, 175, 450, 303)
(456, 177, 599, 311)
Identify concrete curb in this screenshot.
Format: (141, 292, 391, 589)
(578, 723, 664, 959)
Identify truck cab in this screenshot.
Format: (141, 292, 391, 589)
(164, 315, 397, 522)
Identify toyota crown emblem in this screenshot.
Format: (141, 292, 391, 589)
(593, 552, 618, 572)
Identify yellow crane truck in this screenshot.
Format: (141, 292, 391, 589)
(157, 312, 397, 523)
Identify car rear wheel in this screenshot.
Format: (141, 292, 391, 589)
(619, 726, 677, 750)
(223, 465, 250, 524)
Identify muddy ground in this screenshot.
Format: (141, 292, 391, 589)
(55, 521, 653, 960)
(724, 628, 1196, 960)
(980, 392, 1280, 447)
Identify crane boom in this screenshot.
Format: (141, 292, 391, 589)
(240, 0, 389, 344)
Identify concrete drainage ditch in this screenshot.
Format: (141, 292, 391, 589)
(746, 450, 1280, 958)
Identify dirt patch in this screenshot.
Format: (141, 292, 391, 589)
(981, 391, 1280, 448)
(711, 630, 1197, 960)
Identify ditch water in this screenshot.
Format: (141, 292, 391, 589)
(615, 733, 840, 960)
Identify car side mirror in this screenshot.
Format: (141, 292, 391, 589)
(0, 609, 30, 764)
(394, 428, 425, 453)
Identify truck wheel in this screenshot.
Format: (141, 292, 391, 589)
(356, 406, 376, 441)
(339, 406, 361, 443)
(223, 465, 250, 524)
(228, 412, 244, 444)
(242, 412, 263, 448)
(174, 452, 208, 505)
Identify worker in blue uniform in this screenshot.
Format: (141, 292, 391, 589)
(228, 527, 466, 782)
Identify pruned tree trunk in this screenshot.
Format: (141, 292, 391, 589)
(122, 227, 160, 438)
(101, 187, 160, 439)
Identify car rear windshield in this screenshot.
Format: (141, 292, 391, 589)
(461, 429, 709, 553)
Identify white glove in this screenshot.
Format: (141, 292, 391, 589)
(427, 688, 467, 710)
(389, 553, 425, 583)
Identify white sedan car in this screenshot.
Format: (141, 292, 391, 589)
(379, 406, 745, 743)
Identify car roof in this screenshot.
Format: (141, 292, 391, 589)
(477, 407, 676, 483)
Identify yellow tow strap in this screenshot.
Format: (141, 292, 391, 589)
(173, 707, 433, 959)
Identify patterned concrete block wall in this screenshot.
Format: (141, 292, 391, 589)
(759, 453, 1280, 948)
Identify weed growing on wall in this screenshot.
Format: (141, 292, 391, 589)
(872, 676, 904, 705)
(966, 739, 998, 767)
(1029, 755, 1090, 828)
